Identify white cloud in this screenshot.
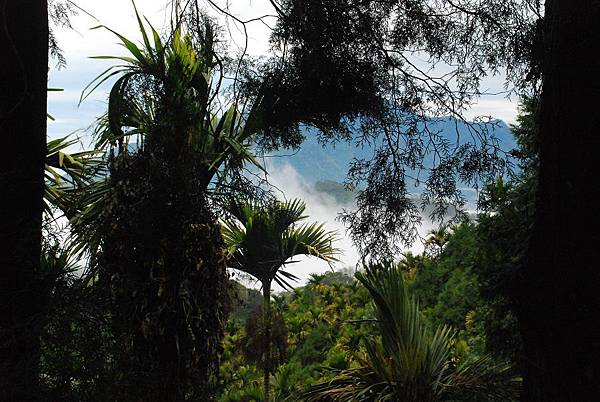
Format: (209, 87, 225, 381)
(259, 162, 443, 291)
(463, 95, 519, 125)
(266, 162, 360, 278)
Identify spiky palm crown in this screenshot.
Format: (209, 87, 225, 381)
(221, 198, 339, 289)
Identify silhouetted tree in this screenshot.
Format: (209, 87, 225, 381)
(523, 1, 600, 399)
(0, 1, 48, 400)
(248, 0, 542, 259)
(73, 11, 270, 399)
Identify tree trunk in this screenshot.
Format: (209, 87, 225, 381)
(99, 153, 229, 401)
(262, 280, 271, 402)
(522, 1, 600, 400)
(0, 1, 48, 400)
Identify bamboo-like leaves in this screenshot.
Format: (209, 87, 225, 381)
(45, 136, 105, 215)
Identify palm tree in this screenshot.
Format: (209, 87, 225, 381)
(222, 198, 338, 402)
(69, 5, 271, 399)
(397, 251, 427, 281)
(424, 224, 453, 256)
(308, 272, 328, 286)
(241, 305, 289, 383)
(304, 262, 521, 401)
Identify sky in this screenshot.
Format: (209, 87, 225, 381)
(49, 0, 519, 290)
(48, 0, 276, 139)
(49, 0, 519, 140)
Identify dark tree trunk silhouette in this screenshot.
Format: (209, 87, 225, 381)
(0, 0, 48, 400)
(262, 280, 271, 402)
(522, 1, 600, 400)
(99, 152, 230, 401)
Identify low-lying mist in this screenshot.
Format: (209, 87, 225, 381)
(239, 162, 448, 292)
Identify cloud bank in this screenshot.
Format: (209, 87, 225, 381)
(256, 161, 445, 291)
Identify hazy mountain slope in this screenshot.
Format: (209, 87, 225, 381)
(268, 117, 515, 185)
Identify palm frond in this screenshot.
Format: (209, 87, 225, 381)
(304, 262, 520, 401)
(281, 222, 339, 267)
(44, 135, 105, 216)
(221, 198, 338, 288)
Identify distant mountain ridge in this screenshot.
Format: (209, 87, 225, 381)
(267, 116, 516, 185)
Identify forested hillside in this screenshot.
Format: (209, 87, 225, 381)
(219, 220, 523, 401)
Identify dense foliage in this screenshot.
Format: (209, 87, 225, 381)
(39, 243, 116, 401)
(219, 252, 521, 401)
(219, 270, 373, 401)
(306, 263, 520, 401)
(33, 96, 536, 400)
(473, 97, 537, 364)
(4, 0, 559, 399)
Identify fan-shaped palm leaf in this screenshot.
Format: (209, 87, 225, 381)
(222, 198, 338, 289)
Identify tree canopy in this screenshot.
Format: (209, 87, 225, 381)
(238, 0, 544, 259)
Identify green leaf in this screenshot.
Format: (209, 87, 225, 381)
(145, 17, 164, 56)
(90, 55, 138, 63)
(80, 66, 127, 104)
(131, 0, 152, 55)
